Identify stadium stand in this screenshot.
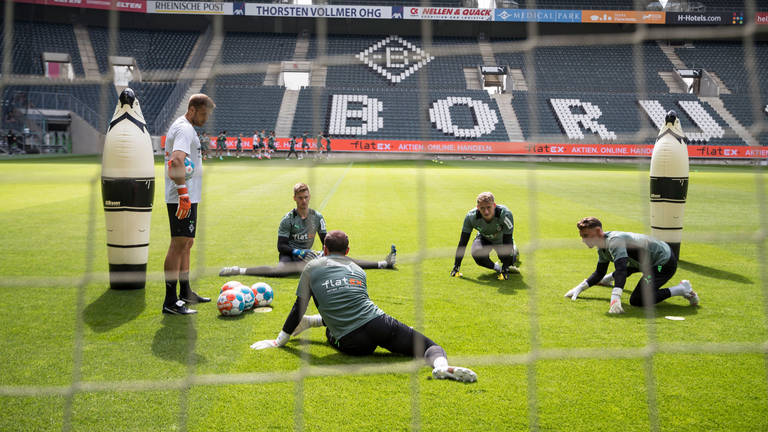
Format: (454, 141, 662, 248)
(307, 34, 483, 89)
(1, 82, 117, 131)
(492, 40, 675, 93)
(290, 87, 509, 142)
(674, 41, 768, 94)
(0, 21, 85, 77)
(510, 90, 746, 146)
(218, 32, 297, 71)
(720, 94, 768, 146)
(200, 83, 286, 136)
(126, 81, 176, 135)
(195, 31, 297, 135)
(88, 26, 199, 80)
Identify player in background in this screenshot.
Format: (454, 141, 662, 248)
(215, 131, 227, 160)
(286, 135, 299, 160)
(565, 217, 699, 314)
(235, 133, 244, 158)
(251, 230, 477, 383)
(268, 131, 277, 157)
(163, 94, 215, 315)
(197, 132, 206, 160)
(452, 192, 519, 280)
(325, 134, 333, 158)
(220, 183, 396, 277)
(258, 129, 268, 159)
(301, 131, 309, 158)
(251, 130, 261, 159)
(314, 131, 324, 160)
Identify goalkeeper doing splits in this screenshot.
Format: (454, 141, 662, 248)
(220, 183, 396, 277)
(251, 230, 477, 383)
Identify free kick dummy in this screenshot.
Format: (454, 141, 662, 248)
(101, 88, 155, 289)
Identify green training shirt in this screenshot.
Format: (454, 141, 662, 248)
(278, 208, 327, 250)
(296, 254, 384, 340)
(461, 204, 514, 245)
(597, 231, 672, 269)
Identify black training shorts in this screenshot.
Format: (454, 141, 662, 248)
(167, 203, 198, 238)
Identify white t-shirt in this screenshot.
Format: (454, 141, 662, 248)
(164, 116, 202, 204)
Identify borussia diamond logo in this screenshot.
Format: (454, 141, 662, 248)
(355, 35, 434, 84)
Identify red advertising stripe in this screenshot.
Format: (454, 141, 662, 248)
(161, 137, 768, 159)
(12, 0, 146, 13)
(757, 12, 768, 24)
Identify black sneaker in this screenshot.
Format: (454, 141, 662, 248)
(180, 291, 211, 304)
(162, 300, 198, 315)
(386, 244, 397, 269)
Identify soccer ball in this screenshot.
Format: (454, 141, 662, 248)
(166, 156, 195, 181)
(251, 282, 274, 307)
(237, 285, 255, 309)
(220, 280, 243, 293)
(217, 289, 245, 316)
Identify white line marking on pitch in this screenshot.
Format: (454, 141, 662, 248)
(318, 162, 354, 212)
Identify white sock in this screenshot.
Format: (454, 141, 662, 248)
(669, 284, 685, 297)
(378, 261, 387, 269)
(433, 356, 448, 369)
(493, 263, 502, 273)
(601, 273, 615, 284)
(239, 268, 246, 275)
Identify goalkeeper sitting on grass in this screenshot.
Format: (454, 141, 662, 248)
(251, 230, 477, 383)
(452, 192, 520, 280)
(220, 183, 396, 277)
(565, 217, 699, 314)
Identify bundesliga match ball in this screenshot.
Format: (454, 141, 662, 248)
(166, 156, 195, 181)
(220, 280, 243, 294)
(238, 285, 255, 309)
(217, 289, 245, 316)
(251, 282, 274, 307)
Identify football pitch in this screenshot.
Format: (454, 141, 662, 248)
(1, 155, 767, 431)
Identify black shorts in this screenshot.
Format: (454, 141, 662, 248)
(327, 314, 440, 359)
(167, 203, 198, 238)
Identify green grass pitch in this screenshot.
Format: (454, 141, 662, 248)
(0, 155, 766, 431)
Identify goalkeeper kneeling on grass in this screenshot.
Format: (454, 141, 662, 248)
(452, 192, 519, 280)
(252, 230, 477, 383)
(565, 217, 699, 314)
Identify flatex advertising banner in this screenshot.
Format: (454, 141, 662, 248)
(666, 11, 745, 25)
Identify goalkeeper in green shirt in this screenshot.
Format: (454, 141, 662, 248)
(452, 192, 519, 280)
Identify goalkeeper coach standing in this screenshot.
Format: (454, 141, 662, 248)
(163, 94, 215, 315)
(452, 192, 519, 280)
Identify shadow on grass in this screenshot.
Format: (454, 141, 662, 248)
(84, 287, 146, 333)
(282, 341, 414, 367)
(606, 303, 701, 320)
(678, 260, 753, 285)
(460, 272, 530, 295)
(152, 315, 207, 365)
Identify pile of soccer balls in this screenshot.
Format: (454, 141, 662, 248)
(217, 281, 274, 316)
